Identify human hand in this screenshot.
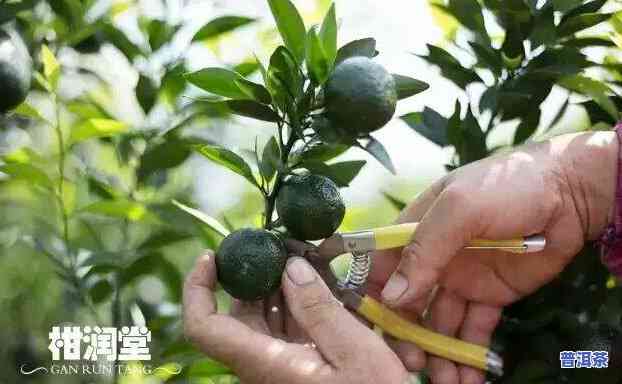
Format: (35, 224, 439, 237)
(366, 131, 618, 383)
(184, 251, 409, 384)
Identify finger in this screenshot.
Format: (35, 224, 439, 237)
(265, 291, 285, 338)
(230, 299, 270, 335)
(440, 251, 521, 305)
(183, 252, 299, 374)
(457, 303, 502, 384)
(281, 257, 387, 368)
(425, 289, 466, 384)
(368, 179, 446, 295)
(382, 289, 437, 371)
(382, 186, 477, 307)
(384, 335, 427, 372)
(284, 300, 311, 343)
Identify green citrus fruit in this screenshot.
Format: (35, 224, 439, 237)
(312, 115, 355, 144)
(0, 28, 32, 113)
(276, 174, 345, 240)
(216, 228, 287, 301)
(323, 56, 397, 136)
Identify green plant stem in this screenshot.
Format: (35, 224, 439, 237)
(51, 96, 101, 322)
(53, 95, 70, 263)
(111, 218, 129, 384)
(264, 133, 296, 229)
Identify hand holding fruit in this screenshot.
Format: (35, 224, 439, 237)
(367, 131, 618, 383)
(183, 251, 409, 384)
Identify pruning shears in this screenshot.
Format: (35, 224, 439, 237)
(288, 222, 547, 377)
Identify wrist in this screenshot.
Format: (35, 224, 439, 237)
(557, 131, 618, 241)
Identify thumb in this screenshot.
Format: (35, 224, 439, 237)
(381, 187, 475, 307)
(281, 257, 384, 368)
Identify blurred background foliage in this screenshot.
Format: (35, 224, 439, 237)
(1, 0, 622, 383)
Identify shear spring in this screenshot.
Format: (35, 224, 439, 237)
(342, 252, 371, 291)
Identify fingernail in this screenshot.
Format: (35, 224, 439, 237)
(286, 257, 316, 285)
(382, 272, 408, 303)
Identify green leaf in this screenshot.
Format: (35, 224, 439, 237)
(192, 16, 255, 41)
(160, 341, 201, 359)
(419, 44, 481, 89)
(580, 98, 622, 125)
(392, 74, 429, 100)
(260, 136, 280, 181)
(468, 42, 503, 76)
(443, 0, 487, 39)
(70, 119, 128, 144)
(171, 200, 230, 237)
(147, 19, 178, 51)
(66, 100, 110, 120)
(0, 0, 37, 24)
(13, 102, 48, 123)
(136, 74, 158, 114)
(562, 0, 607, 21)
(552, 0, 583, 12)
(447, 100, 462, 148)
(102, 24, 143, 61)
(187, 358, 232, 377)
(267, 46, 303, 108)
(305, 26, 330, 84)
(202, 100, 280, 122)
(526, 47, 588, 78)
(80, 200, 148, 221)
(119, 251, 182, 301)
(184, 68, 249, 98)
(49, 0, 83, 28)
(80, 251, 128, 269)
(87, 176, 119, 200)
(563, 36, 615, 48)
(382, 192, 406, 211)
(514, 109, 541, 145)
(548, 96, 570, 131)
(137, 139, 191, 183)
(363, 136, 395, 174)
(161, 63, 186, 105)
(557, 12, 612, 37)
(298, 143, 348, 163)
(401, 107, 448, 147)
(529, 3, 556, 48)
(558, 75, 618, 120)
(193, 144, 258, 187)
(185, 68, 270, 103)
(335, 38, 377, 65)
(89, 279, 113, 304)
(156, 256, 183, 301)
(319, 3, 337, 68)
(267, 0, 307, 63)
(234, 78, 272, 104)
(457, 106, 487, 165)
(0, 163, 53, 189)
(301, 160, 366, 187)
(138, 230, 193, 250)
(234, 60, 261, 77)
(41, 45, 60, 89)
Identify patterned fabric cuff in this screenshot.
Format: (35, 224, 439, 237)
(599, 123, 622, 279)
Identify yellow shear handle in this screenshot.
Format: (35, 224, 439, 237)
(357, 295, 490, 372)
(373, 223, 525, 251)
